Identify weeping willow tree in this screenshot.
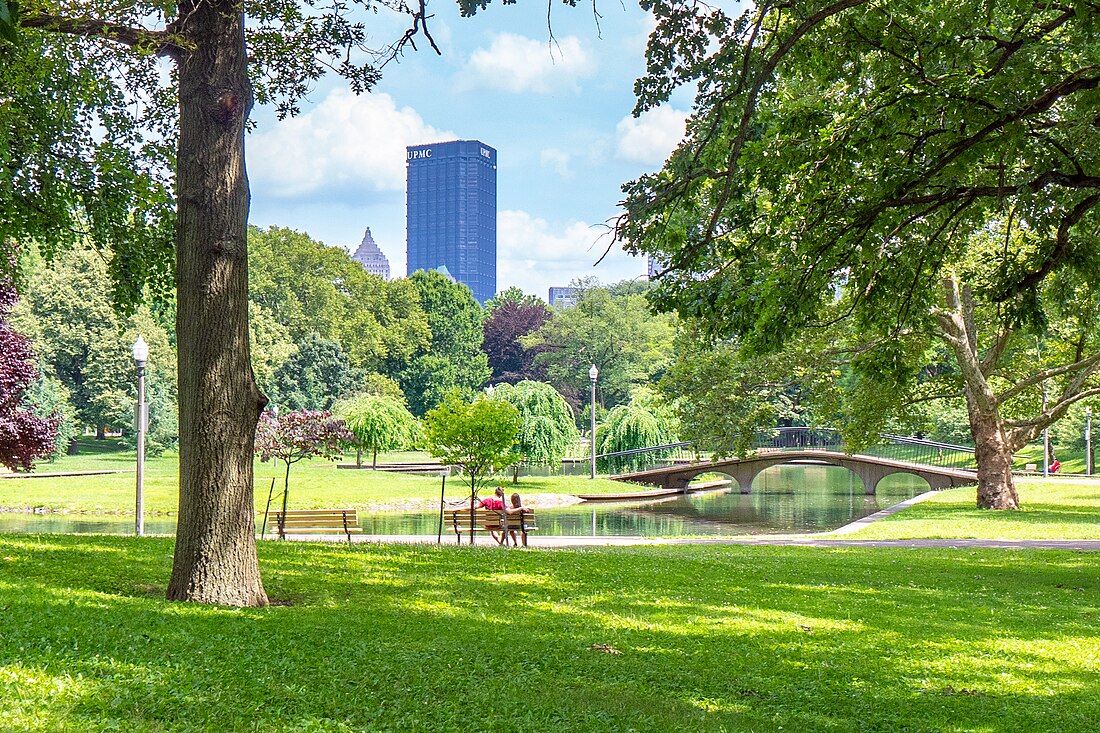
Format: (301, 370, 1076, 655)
(596, 388, 680, 473)
(491, 381, 578, 479)
(334, 394, 420, 468)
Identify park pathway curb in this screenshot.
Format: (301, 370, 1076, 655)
(284, 533, 1100, 551)
(828, 489, 940, 535)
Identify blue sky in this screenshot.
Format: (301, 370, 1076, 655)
(246, 1, 697, 300)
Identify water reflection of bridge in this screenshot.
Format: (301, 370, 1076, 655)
(608, 429, 978, 495)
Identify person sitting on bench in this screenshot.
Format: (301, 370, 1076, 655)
(477, 486, 506, 511)
(502, 492, 533, 547)
(477, 487, 506, 542)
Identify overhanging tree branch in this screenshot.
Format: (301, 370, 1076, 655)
(995, 351, 1100, 405)
(20, 13, 181, 55)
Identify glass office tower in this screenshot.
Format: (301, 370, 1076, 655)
(406, 140, 497, 304)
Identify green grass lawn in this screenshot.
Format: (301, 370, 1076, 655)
(848, 479, 1100, 540)
(0, 536, 1096, 732)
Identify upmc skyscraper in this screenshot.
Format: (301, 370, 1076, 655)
(406, 140, 497, 304)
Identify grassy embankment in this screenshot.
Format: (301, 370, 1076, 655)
(1, 535, 1097, 732)
(848, 480, 1100, 540)
(0, 439, 627, 515)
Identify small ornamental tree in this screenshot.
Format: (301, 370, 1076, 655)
(0, 255, 59, 471)
(491, 381, 578, 479)
(254, 409, 354, 518)
(335, 394, 420, 468)
(423, 393, 522, 541)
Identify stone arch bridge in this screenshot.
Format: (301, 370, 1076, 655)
(614, 450, 977, 495)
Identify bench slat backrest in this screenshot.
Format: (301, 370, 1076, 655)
(271, 509, 360, 543)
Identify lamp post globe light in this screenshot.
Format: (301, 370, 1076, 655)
(589, 364, 598, 480)
(132, 335, 149, 537)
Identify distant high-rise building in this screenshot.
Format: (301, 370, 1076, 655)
(351, 228, 391, 280)
(548, 286, 579, 308)
(406, 140, 497, 304)
(647, 255, 664, 279)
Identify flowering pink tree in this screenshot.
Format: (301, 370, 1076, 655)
(0, 259, 59, 472)
(254, 409, 354, 517)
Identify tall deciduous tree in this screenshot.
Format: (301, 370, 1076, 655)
(660, 324, 807, 459)
(11, 246, 178, 444)
(248, 226, 430, 376)
(3, 0, 437, 604)
(619, 0, 1100, 509)
(523, 283, 675, 410)
(271, 333, 361, 412)
(401, 270, 491, 415)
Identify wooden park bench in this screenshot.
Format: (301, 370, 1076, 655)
(269, 508, 362, 544)
(444, 507, 538, 547)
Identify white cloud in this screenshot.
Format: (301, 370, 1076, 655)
(248, 89, 454, 197)
(463, 33, 595, 94)
(540, 148, 573, 178)
(498, 210, 645, 299)
(614, 106, 689, 167)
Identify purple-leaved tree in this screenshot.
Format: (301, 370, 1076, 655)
(0, 257, 59, 471)
(483, 299, 551, 385)
(254, 409, 354, 522)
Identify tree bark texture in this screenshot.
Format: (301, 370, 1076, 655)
(166, 0, 268, 606)
(966, 398, 1019, 510)
(936, 276, 1019, 510)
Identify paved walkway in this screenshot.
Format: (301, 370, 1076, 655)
(284, 533, 1100, 551)
(0, 469, 132, 479)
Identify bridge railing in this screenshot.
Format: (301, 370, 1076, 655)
(601, 428, 978, 476)
(751, 428, 977, 470)
(595, 442, 696, 474)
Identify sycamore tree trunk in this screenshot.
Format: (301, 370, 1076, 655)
(936, 275, 1019, 510)
(166, 0, 268, 606)
(965, 396, 1020, 510)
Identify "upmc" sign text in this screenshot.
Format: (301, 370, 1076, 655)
(408, 149, 432, 160)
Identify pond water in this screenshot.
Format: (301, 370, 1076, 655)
(0, 465, 927, 538)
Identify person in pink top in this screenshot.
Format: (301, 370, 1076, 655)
(477, 486, 506, 511)
(475, 486, 507, 543)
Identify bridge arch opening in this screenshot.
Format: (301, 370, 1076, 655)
(686, 471, 740, 493)
(875, 472, 932, 495)
(751, 464, 866, 495)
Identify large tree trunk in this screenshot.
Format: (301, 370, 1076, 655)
(936, 275, 1019, 511)
(966, 398, 1019, 510)
(166, 0, 268, 606)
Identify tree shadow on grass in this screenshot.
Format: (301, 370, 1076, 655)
(0, 536, 1097, 732)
